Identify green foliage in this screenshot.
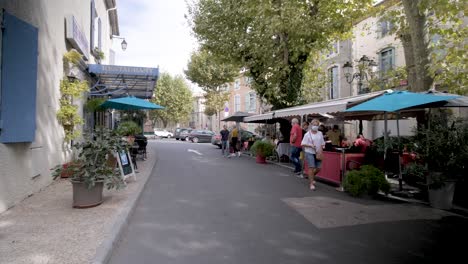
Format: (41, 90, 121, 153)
(188, 0, 373, 109)
(300, 51, 328, 104)
(403, 162, 428, 183)
(250, 140, 275, 158)
(368, 66, 408, 91)
(116, 121, 142, 136)
(411, 112, 468, 186)
(150, 73, 193, 127)
(57, 78, 89, 141)
(204, 91, 230, 117)
(93, 47, 105, 60)
(52, 128, 128, 190)
(84, 97, 105, 112)
(63, 49, 82, 66)
(377, 0, 467, 94)
(344, 165, 390, 197)
(185, 49, 239, 92)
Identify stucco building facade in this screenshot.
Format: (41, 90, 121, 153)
(0, 0, 121, 213)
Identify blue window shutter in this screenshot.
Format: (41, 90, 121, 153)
(0, 12, 39, 143)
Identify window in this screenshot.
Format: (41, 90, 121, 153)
(329, 66, 339, 99)
(234, 79, 240, 90)
(379, 20, 393, 38)
(249, 92, 256, 112)
(379, 48, 394, 75)
(234, 94, 241, 112)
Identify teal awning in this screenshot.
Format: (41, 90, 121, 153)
(100, 96, 164, 110)
(345, 91, 460, 113)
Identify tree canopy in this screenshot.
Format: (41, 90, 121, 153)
(149, 73, 193, 128)
(188, 0, 373, 109)
(380, 0, 466, 94)
(185, 49, 239, 92)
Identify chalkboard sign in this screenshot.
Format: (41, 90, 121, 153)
(115, 150, 136, 181)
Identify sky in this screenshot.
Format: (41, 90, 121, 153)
(113, 0, 199, 90)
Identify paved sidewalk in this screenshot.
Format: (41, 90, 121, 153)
(0, 141, 158, 264)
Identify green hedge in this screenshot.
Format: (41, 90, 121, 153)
(344, 165, 390, 197)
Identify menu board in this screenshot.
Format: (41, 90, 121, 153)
(116, 150, 136, 181)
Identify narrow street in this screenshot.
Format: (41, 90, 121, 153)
(109, 140, 467, 264)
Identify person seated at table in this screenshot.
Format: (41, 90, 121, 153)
(324, 135, 334, 151)
(326, 125, 341, 146)
(354, 134, 372, 153)
(341, 137, 351, 147)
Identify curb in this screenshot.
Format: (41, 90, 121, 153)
(90, 149, 158, 264)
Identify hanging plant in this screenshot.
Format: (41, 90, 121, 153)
(57, 78, 89, 141)
(63, 49, 82, 65)
(93, 47, 105, 60)
(84, 97, 106, 113)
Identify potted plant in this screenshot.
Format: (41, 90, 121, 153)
(411, 112, 468, 209)
(52, 128, 128, 208)
(250, 140, 275, 164)
(116, 121, 142, 145)
(343, 165, 390, 198)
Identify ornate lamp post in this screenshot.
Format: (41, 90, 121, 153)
(343, 55, 378, 96)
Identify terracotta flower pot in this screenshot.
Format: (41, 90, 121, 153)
(256, 154, 266, 164)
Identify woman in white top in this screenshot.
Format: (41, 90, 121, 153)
(301, 125, 325, 190)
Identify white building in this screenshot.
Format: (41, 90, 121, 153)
(0, 0, 122, 213)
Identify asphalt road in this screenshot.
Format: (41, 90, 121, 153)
(109, 140, 467, 264)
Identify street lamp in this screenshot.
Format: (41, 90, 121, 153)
(343, 55, 378, 96)
(111, 35, 128, 51)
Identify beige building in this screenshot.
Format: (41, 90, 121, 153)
(189, 92, 211, 130)
(0, 0, 121, 213)
(209, 71, 262, 133)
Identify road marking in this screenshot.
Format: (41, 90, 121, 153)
(187, 149, 203, 155)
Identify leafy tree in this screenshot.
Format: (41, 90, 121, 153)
(185, 49, 238, 92)
(378, 0, 466, 94)
(300, 51, 328, 104)
(185, 49, 236, 129)
(188, 0, 373, 109)
(149, 73, 193, 128)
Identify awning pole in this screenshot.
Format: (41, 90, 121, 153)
(384, 112, 388, 179)
(397, 112, 402, 191)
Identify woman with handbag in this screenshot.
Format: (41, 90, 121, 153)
(301, 125, 325, 190)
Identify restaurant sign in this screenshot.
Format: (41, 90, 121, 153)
(88, 64, 159, 77)
(66, 15, 89, 60)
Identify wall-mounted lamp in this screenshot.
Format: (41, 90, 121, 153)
(111, 35, 127, 51)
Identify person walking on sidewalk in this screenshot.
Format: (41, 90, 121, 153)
(290, 118, 303, 175)
(229, 125, 240, 157)
(220, 125, 230, 157)
(301, 125, 325, 191)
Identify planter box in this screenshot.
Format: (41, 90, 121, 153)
(72, 181, 104, 208)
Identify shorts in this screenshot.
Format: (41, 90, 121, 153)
(305, 152, 322, 168)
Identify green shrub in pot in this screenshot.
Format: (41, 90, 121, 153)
(344, 165, 390, 197)
(52, 128, 128, 190)
(250, 140, 275, 158)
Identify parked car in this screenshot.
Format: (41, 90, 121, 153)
(211, 130, 261, 148)
(175, 127, 191, 140)
(179, 128, 193, 141)
(189, 130, 215, 143)
(154, 128, 173, 138)
(143, 132, 156, 139)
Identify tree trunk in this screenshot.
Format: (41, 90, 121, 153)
(400, 32, 417, 90)
(401, 0, 433, 91)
